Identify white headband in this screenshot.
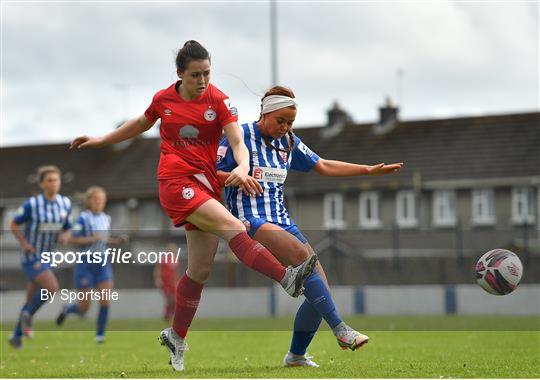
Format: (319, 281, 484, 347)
(261, 95, 297, 114)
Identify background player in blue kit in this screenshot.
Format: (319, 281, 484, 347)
(56, 186, 128, 343)
(217, 86, 403, 367)
(9, 165, 73, 349)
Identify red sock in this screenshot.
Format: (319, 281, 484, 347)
(172, 274, 204, 339)
(229, 232, 286, 282)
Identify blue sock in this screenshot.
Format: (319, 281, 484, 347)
(302, 272, 342, 329)
(12, 304, 28, 338)
(290, 300, 322, 355)
(27, 288, 47, 316)
(66, 304, 82, 316)
(96, 306, 109, 337)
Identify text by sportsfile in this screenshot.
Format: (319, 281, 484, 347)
(40, 288, 119, 303)
(40, 247, 182, 267)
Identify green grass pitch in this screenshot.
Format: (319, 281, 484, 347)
(1, 316, 539, 378)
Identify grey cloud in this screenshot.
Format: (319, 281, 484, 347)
(2, 2, 538, 146)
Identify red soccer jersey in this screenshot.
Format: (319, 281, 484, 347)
(145, 81, 238, 194)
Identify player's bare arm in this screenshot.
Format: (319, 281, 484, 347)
(70, 114, 155, 149)
(223, 122, 250, 187)
(10, 220, 35, 254)
(217, 170, 263, 197)
(57, 230, 72, 246)
(313, 159, 403, 177)
(69, 235, 101, 246)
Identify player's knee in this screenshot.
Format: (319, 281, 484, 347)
(289, 245, 310, 266)
(187, 266, 212, 283)
(79, 301, 90, 314)
(47, 284, 59, 294)
(221, 216, 244, 232)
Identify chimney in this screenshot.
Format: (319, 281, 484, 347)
(379, 97, 399, 125)
(321, 101, 352, 139)
(373, 97, 399, 135)
(327, 101, 352, 126)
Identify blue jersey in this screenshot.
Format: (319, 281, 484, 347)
(72, 210, 114, 288)
(13, 193, 73, 261)
(72, 210, 111, 253)
(217, 121, 319, 225)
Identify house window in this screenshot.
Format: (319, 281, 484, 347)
(471, 188, 495, 225)
(512, 187, 536, 225)
(396, 190, 417, 228)
(2, 207, 19, 244)
(433, 190, 456, 227)
(107, 202, 131, 230)
(359, 191, 382, 229)
(323, 193, 345, 229)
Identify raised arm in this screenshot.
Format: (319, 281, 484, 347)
(313, 158, 403, 177)
(70, 114, 155, 149)
(222, 122, 250, 187)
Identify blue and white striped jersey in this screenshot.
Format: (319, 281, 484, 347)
(217, 121, 319, 225)
(72, 210, 111, 253)
(13, 193, 73, 259)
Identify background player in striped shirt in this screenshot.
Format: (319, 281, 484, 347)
(217, 86, 403, 367)
(8, 165, 73, 349)
(56, 186, 127, 343)
(70, 40, 316, 371)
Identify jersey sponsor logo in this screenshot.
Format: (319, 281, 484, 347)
(204, 108, 217, 121)
(39, 222, 64, 232)
(298, 142, 314, 157)
(179, 125, 199, 139)
(164, 109, 172, 116)
(182, 187, 195, 200)
(252, 166, 287, 184)
(217, 146, 228, 164)
(94, 231, 110, 241)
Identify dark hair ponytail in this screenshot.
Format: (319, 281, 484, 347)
(175, 40, 211, 71)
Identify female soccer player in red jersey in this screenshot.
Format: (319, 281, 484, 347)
(217, 86, 403, 367)
(70, 40, 316, 371)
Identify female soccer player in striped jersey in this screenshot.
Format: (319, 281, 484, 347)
(55, 186, 127, 343)
(217, 86, 403, 367)
(8, 165, 73, 349)
(70, 40, 316, 371)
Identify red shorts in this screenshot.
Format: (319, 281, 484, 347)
(158, 175, 220, 230)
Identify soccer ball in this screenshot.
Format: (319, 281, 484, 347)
(475, 249, 523, 295)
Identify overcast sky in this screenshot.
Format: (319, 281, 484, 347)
(2, 1, 538, 147)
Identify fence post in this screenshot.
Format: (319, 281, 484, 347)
(523, 222, 530, 265)
(392, 222, 400, 270)
(455, 219, 463, 266)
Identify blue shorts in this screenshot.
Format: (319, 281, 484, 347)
(22, 254, 51, 281)
(75, 263, 113, 289)
(243, 216, 308, 244)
